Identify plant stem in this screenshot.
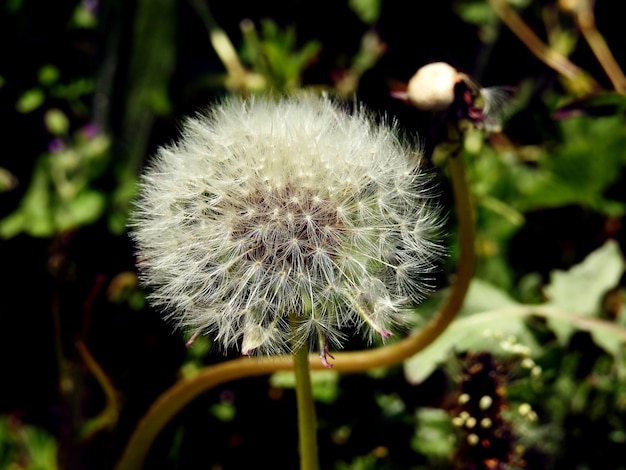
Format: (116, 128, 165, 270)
(575, 0, 626, 93)
(293, 341, 319, 470)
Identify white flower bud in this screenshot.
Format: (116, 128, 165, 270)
(406, 62, 462, 111)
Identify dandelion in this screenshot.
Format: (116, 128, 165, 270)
(129, 94, 442, 367)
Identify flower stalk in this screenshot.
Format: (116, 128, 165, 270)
(293, 336, 319, 470)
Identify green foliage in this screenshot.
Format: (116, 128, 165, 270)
(0, 128, 110, 238)
(411, 408, 456, 467)
(0, 417, 58, 470)
(405, 240, 626, 383)
(240, 19, 321, 90)
(515, 116, 626, 216)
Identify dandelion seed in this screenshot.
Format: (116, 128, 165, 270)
(130, 94, 443, 366)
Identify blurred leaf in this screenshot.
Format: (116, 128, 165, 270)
(411, 408, 456, 461)
(44, 108, 70, 135)
(209, 402, 236, 422)
(0, 416, 58, 470)
(404, 279, 538, 384)
(405, 241, 626, 384)
(544, 240, 626, 350)
(241, 19, 321, 90)
(38, 64, 60, 86)
(515, 116, 626, 215)
(349, 0, 381, 24)
(16, 88, 45, 113)
(455, 0, 497, 26)
(0, 158, 53, 238)
(0, 128, 110, 238)
(71, 1, 98, 29)
(51, 78, 94, 102)
(270, 369, 339, 404)
(55, 189, 106, 231)
(544, 240, 624, 317)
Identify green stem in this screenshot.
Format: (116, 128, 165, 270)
(293, 342, 319, 470)
(115, 150, 475, 470)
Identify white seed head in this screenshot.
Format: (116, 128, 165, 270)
(130, 94, 442, 361)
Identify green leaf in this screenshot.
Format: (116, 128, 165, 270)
(404, 279, 538, 384)
(543, 239, 625, 348)
(545, 240, 625, 316)
(0, 159, 54, 238)
(55, 190, 106, 231)
(404, 243, 626, 384)
(16, 88, 45, 113)
(38, 64, 60, 86)
(411, 407, 456, 460)
(516, 116, 626, 215)
(44, 108, 70, 135)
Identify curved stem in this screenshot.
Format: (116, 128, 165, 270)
(76, 339, 120, 441)
(115, 152, 475, 470)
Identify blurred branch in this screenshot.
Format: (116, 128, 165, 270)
(574, 0, 626, 93)
(76, 340, 120, 441)
(488, 0, 598, 95)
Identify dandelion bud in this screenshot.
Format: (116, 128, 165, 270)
(400, 62, 514, 132)
(129, 94, 442, 365)
(406, 62, 461, 111)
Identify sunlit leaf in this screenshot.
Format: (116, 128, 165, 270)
(404, 279, 538, 384)
(405, 241, 626, 384)
(544, 239, 626, 348)
(545, 240, 624, 317)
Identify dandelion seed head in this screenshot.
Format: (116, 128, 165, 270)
(130, 94, 443, 361)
